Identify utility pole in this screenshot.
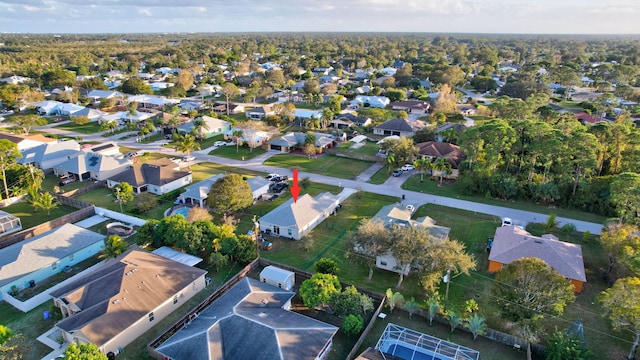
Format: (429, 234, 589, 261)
(444, 265, 453, 301)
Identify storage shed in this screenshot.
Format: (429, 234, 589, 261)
(260, 265, 295, 290)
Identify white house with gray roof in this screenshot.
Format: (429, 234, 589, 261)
(265, 132, 336, 153)
(259, 192, 341, 240)
(178, 174, 224, 207)
(0, 223, 105, 302)
(246, 176, 270, 201)
(54, 151, 131, 182)
(18, 140, 81, 171)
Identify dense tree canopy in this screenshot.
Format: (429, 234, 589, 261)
(206, 174, 253, 214)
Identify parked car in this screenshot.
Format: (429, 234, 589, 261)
(401, 164, 415, 171)
(183, 156, 195, 162)
(406, 204, 415, 213)
(392, 169, 403, 177)
(59, 178, 75, 186)
(213, 141, 227, 147)
(270, 175, 289, 182)
(265, 173, 280, 180)
(170, 157, 182, 164)
(125, 152, 138, 158)
(502, 217, 513, 227)
(269, 182, 288, 193)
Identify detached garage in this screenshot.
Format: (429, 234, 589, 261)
(260, 266, 295, 291)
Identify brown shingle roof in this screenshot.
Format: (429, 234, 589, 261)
(416, 141, 465, 169)
(53, 249, 207, 347)
(108, 162, 190, 187)
(488, 226, 586, 282)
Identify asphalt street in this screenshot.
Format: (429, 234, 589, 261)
(40, 123, 605, 234)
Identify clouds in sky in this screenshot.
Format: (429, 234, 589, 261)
(0, 0, 638, 34)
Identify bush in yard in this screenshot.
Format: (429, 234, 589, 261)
(299, 273, 341, 310)
(133, 192, 158, 214)
(0, 325, 13, 345)
(315, 257, 339, 276)
(332, 286, 363, 317)
(341, 314, 364, 337)
(545, 330, 591, 360)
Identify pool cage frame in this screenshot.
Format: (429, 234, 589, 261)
(375, 323, 480, 360)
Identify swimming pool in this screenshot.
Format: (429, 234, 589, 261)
(169, 206, 191, 218)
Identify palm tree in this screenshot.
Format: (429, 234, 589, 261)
(413, 157, 431, 182)
(0, 140, 20, 200)
(232, 129, 243, 154)
(100, 119, 117, 134)
(174, 134, 200, 169)
(192, 118, 209, 141)
(431, 157, 452, 186)
(321, 107, 334, 129)
(466, 314, 487, 340)
(386, 153, 396, 173)
(403, 297, 419, 319)
(99, 235, 129, 260)
(32, 191, 59, 215)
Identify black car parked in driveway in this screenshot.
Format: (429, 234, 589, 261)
(269, 182, 289, 193)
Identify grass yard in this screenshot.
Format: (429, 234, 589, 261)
(336, 140, 380, 157)
(189, 162, 264, 182)
(208, 143, 266, 160)
(118, 146, 173, 163)
(265, 154, 373, 180)
(402, 174, 608, 224)
(416, 204, 628, 359)
(369, 166, 391, 184)
(52, 121, 103, 134)
(138, 133, 165, 144)
(2, 201, 76, 229)
(0, 301, 63, 359)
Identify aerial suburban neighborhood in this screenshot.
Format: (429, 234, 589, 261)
(0, 17, 640, 360)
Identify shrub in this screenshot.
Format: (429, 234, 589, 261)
(341, 314, 364, 337)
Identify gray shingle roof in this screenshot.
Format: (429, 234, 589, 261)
(259, 192, 340, 230)
(18, 140, 80, 165)
(489, 226, 586, 282)
(0, 224, 105, 288)
(180, 174, 224, 201)
(108, 163, 191, 187)
(155, 277, 337, 360)
(374, 118, 414, 132)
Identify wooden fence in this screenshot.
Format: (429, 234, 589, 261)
(60, 180, 105, 197)
(54, 193, 93, 209)
(0, 206, 95, 249)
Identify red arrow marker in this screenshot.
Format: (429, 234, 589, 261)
(291, 169, 300, 203)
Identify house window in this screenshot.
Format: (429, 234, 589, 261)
(278, 283, 282, 288)
(52, 262, 58, 271)
(173, 295, 178, 305)
(68, 254, 74, 262)
(380, 261, 388, 266)
(287, 229, 292, 236)
(273, 226, 280, 235)
(148, 312, 155, 322)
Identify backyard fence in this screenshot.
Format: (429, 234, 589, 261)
(53, 193, 93, 209)
(60, 180, 106, 197)
(0, 206, 95, 249)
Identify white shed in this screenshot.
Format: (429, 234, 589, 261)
(260, 266, 295, 291)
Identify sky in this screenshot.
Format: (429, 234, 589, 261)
(0, 0, 639, 35)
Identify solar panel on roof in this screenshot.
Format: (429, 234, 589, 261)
(88, 156, 100, 167)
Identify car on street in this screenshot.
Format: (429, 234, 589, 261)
(392, 169, 403, 177)
(183, 156, 195, 162)
(270, 175, 288, 182)
(502, 217, 513, 227)
(266, 173, 280, 180)
(401, 164, 415, 171)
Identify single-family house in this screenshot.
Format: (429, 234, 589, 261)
(224, 127, 275, 149)
(51, 249, 207, 356)
(246, 176, 271, 201)
(379, 67, 397, 76)
(373, 118, 420, 137)
(176, 116, 232, 139)
(127, 94, 180, 109)
(575, 112, 605, 125)
(313, 66, 334, 76)
(69, 107, 107, 121)
(152, 277, 337, 360)
(210, 102, 245, 115)
(100, 110, 154, 124)
(18, 140, 81, 171)
(107, 160, 192, 195)
(456, 105, 477, 116)
(259, 192, 341, 240)
(294, 109, 323, 121)
(0, 210, 21, 237)
(260, 265, 295, 291)
(330, 113, 373, 129)
(416, 141, 466, 179)
(85, 90, 123, 105)
(245, 105, 275, 120)
(390, 100, 431, 115)
(0, 223, 105, 301)
(0, 75, 31, 84)
(352, 95, 390, 109)
(265, 132, 335, 153)
(54, 151, 132, 182)
(86, 142, 121, 156)
(355, 85, 371, 95)
(178, 174, 224, 207)
(149, 82, 173, 91)
(368, 204, 450, 275)
(488, 226, 586, 292)
(156, 67, 178, 75)
(0, 132, 56, 151)
(35, 100, 65, 115)
(319, 75, 340, 84)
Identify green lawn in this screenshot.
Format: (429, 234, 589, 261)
(208, 144, 266, 160)
(369, 166, 391, 185)
(139, 133, 165, 144)
(164, 134, 225, 151)
(2, 201, 76, 229)
(402, 174, 608, 224)
(265, 154, 373, 180)
(189, 162, 264, 182)
(52, 121, 103, 134)
(335, 140, 380, 157)
(0, 301, 63, 359)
